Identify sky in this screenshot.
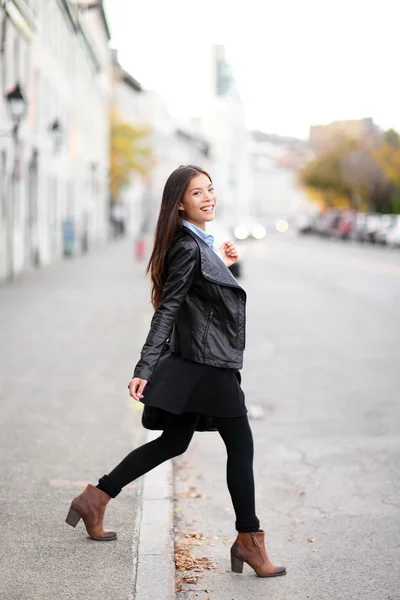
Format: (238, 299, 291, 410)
(104, 0, 400, 139)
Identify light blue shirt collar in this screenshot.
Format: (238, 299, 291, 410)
(182, 219, 215, 249)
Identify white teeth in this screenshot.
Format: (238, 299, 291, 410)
(201, 206, 214, 212)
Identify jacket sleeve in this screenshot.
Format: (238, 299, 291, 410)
(133, 241, 198, 382)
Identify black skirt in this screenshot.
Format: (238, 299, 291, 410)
(140, 351, 247, 431)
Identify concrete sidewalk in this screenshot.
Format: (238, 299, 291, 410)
(0, 238, 176, 600)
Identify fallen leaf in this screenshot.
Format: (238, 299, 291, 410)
(182, 575, 199, 584)
(177, 488, 206, 499)
(184, 532, 203, 539)
(174, 543, 216, 573)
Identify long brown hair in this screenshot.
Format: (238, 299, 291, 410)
(147, 164, 212, 309)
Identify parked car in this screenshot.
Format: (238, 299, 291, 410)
(364, 213, 382, 243)
(351, 212, 367, 241)
(313, 212, 330, 236)
(375, 214, 398, 244)
(294, 207, 400, 248)
(386, 216, 400, 247)
(335, 211, 356, 240)
(296, 212, 316, 234)
(314, 209, 341, 237)
(325, 210, 342, 237)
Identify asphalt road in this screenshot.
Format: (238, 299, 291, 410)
(0, 239, 152, 600)
(174, 233, 400, 600)
(1, 233, 399, 600)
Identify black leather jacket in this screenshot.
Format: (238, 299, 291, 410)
(133, 227, 246, 381)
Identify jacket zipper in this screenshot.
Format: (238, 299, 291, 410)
(202, 308, 214, 346)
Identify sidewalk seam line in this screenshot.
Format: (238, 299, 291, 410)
(129, 471, 143, 600)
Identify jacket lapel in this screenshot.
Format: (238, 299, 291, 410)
(184, 228, 243, 290)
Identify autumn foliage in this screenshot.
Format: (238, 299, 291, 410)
(300, 129, 400, 213)
(109, 109, 153, 204)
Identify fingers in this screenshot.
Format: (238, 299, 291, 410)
(128, 378, 148, 401)
(224, 241, 238, 258)
(138, 379, 148, 397)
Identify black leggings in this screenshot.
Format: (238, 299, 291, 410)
(97, 412, 260, 533)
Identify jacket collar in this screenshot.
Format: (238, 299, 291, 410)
(181, 219, 215, 248)
(183, 227, 243, 290)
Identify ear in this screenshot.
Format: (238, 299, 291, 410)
(178, 202, 184, 211)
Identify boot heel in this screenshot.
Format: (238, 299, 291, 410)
(231, 555, 244, 574)
(65, 506, 81, 528)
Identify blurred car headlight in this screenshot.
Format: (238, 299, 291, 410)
(234, 226, 249, 240)
(252, 225, 266, 240)
(276, 219, 289, 233)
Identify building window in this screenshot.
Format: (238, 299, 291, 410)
(23, 44, 30, 90)
(14, 35, 20, 82)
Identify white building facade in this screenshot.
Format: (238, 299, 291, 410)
(142, 92, 212, 236)
(196, 45, 253, 229)
(111, 56, 212, 239)
(0, 0, 111, 282)
(250, 131, 310, 223)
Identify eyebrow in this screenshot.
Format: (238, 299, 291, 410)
(190, 184, 213, 192)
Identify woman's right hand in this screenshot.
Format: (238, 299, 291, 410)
(128, 377, 148, 401)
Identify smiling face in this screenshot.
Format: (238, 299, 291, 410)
(178, 173, 216, 230)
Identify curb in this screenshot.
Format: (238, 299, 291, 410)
(133, 431, 176, 600)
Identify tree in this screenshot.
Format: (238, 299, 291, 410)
(340, 148, 392, 212)
(300, 137, 393, 212)
(299, 144, 354, 209)
(373, 129, 400, 213)
(109, 109, 153, 205)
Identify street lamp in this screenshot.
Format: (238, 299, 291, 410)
(49, 119, 63, 152)
(5, 83, 28, 138)
(4, 83, 28, 281)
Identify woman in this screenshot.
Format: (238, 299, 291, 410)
(66, 165, 286, 578)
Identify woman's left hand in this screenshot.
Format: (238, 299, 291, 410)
(219, 241, 239, 268)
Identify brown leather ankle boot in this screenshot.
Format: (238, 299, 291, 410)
(65, 483, 117, 541)
(230, 530, 286, 577)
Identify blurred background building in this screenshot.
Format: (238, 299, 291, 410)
(0, 0, 110, 281)
(8, 3, 395, 282)
(250, 131, 310, 225)
(199, 45, 252, 228)
(111, 52, 212, 240)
